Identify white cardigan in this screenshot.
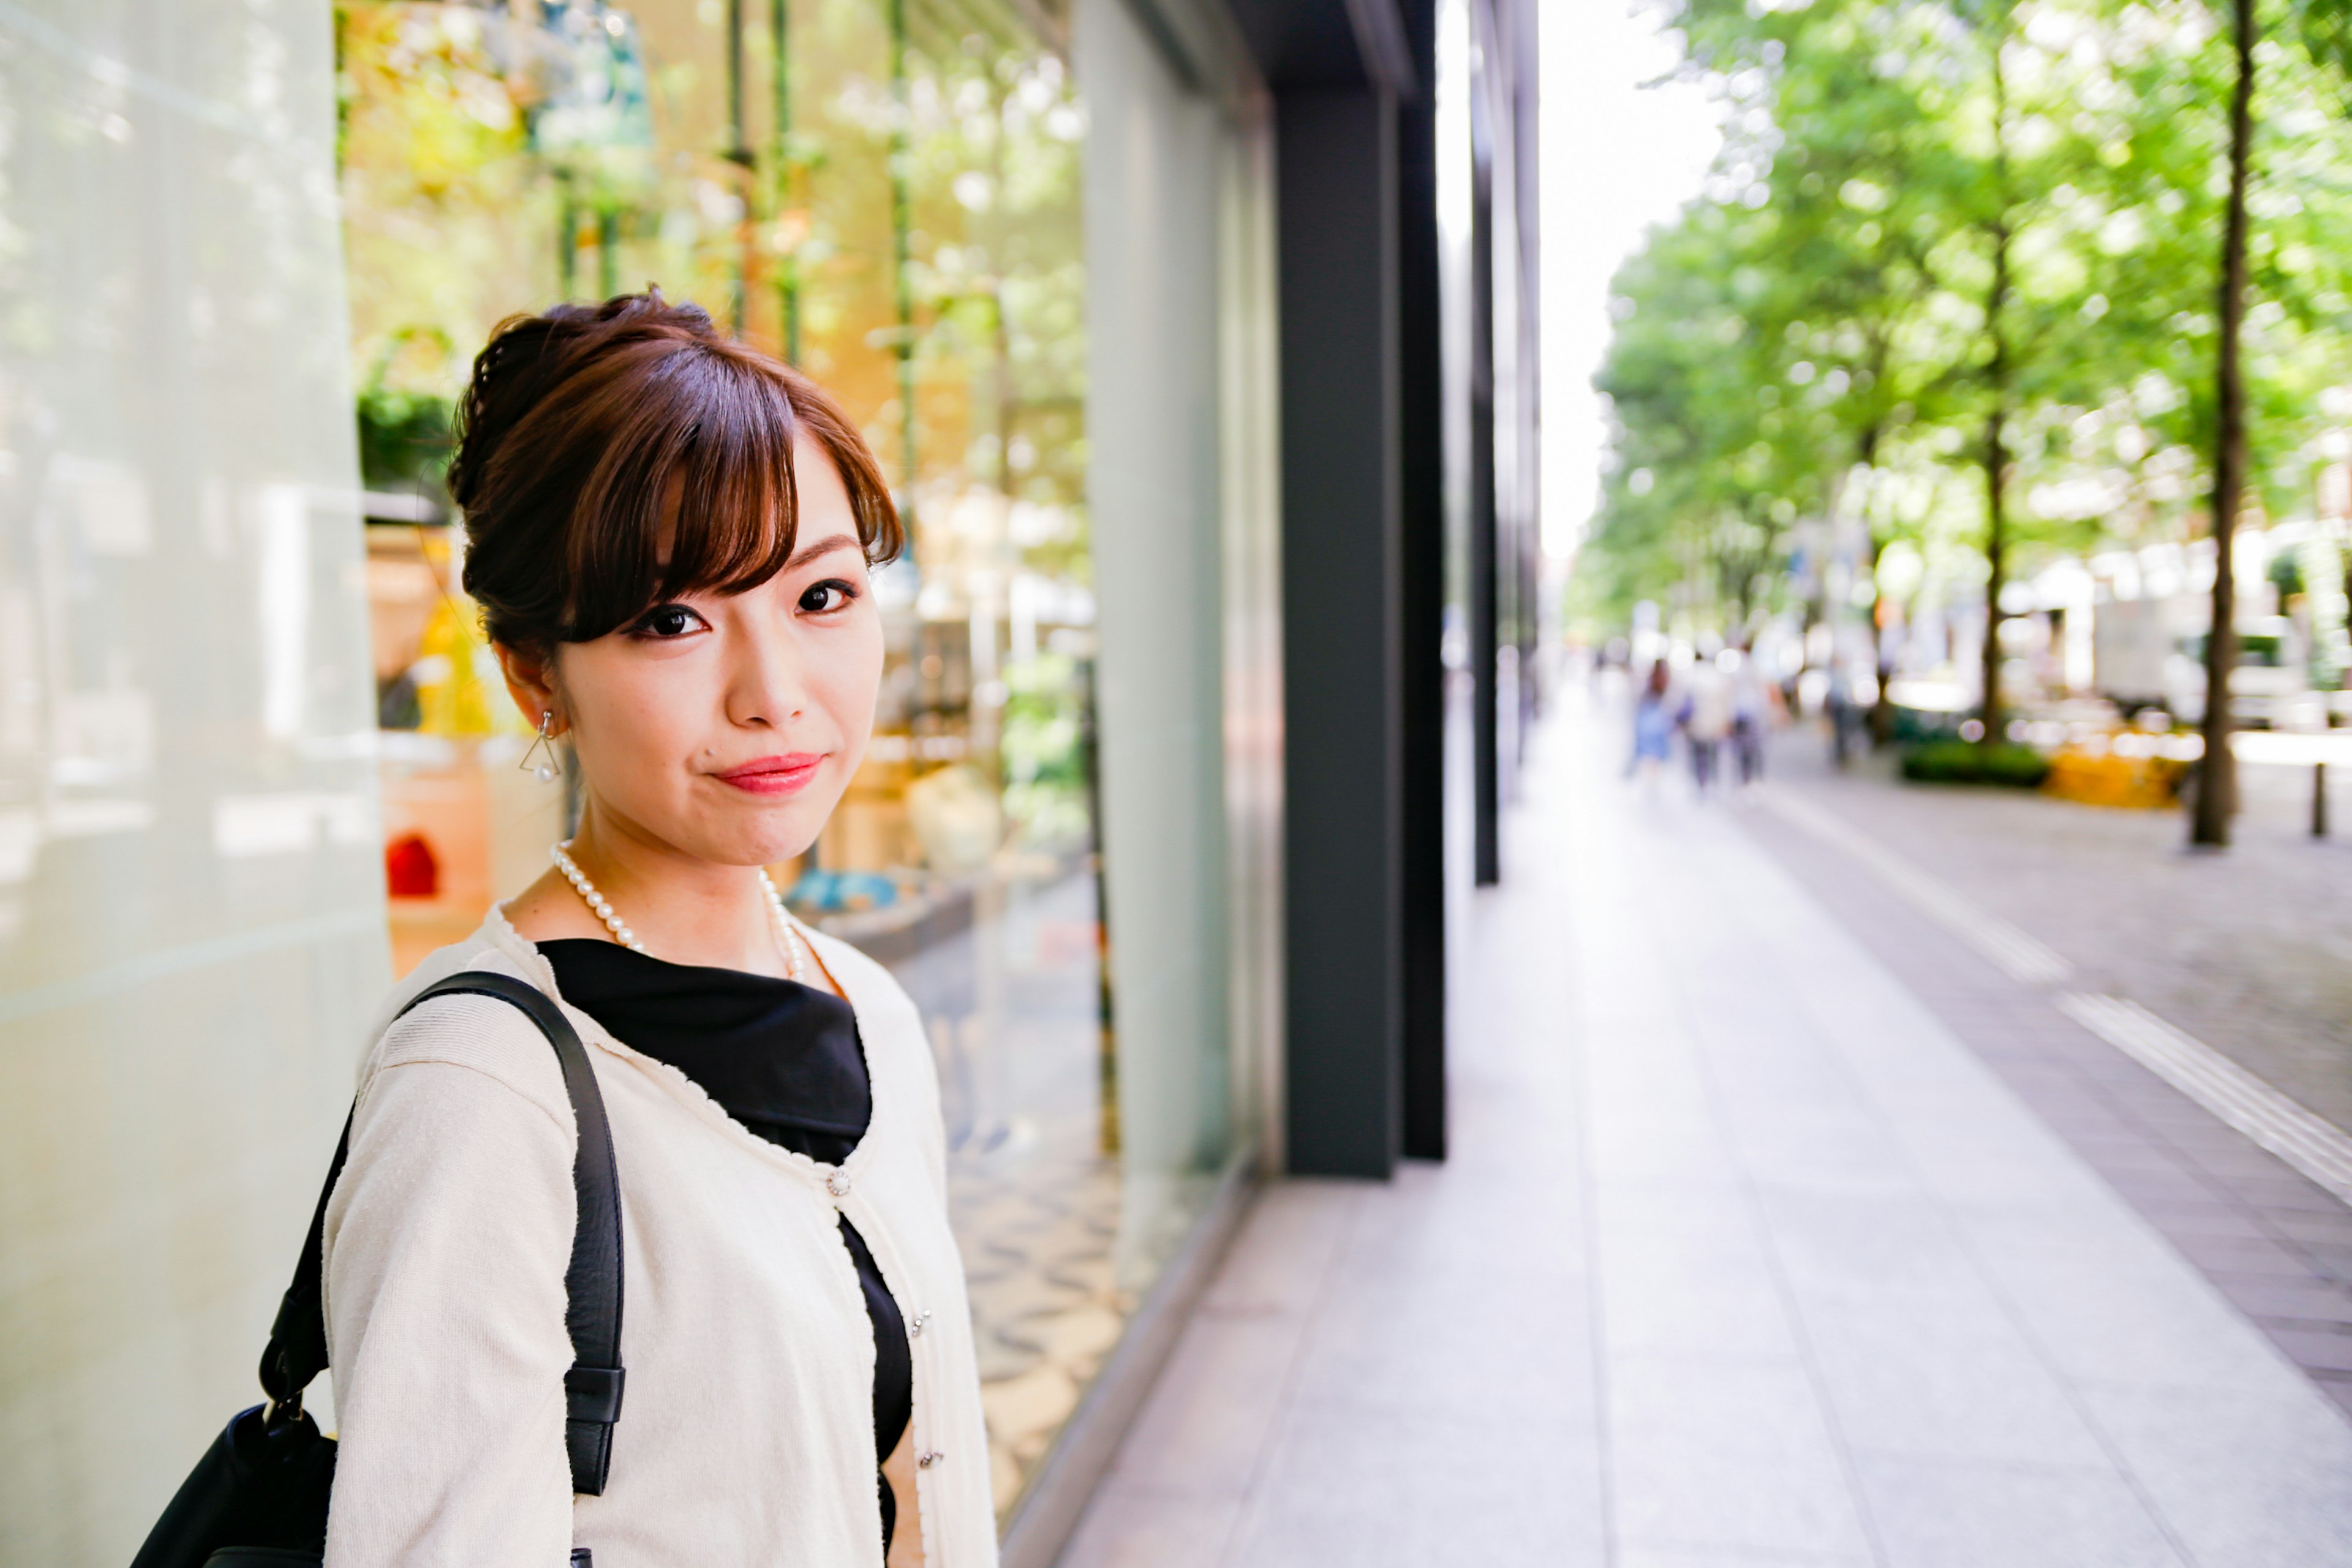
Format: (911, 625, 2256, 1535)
(319, 907, 998, 1568)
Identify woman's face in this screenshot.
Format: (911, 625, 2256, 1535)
(530, 435, 884, 868)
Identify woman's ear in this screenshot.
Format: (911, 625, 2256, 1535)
(494, 643, 565, 734)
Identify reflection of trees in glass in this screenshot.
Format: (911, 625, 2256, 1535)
(339, 0, 1090, 842)
(339, 4, 548, 441)
(532, 1, 660, 301)
(884, 7, 1090, 844)
(339, 0, 1084, 481)
(1000, 650, 1090, 849)
(356, 328, 456, 493)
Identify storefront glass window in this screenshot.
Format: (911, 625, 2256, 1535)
(0, 7, 383, 1556)
(337, 0, 1169, 1513)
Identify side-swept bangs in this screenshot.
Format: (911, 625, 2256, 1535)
(450, 292, 902, 654)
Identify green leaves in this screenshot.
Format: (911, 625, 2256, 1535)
(1582, 0, 2352, 636)
(2291, 0, 2352, 97)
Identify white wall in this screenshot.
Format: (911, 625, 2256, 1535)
(0, 5, 385, 1561)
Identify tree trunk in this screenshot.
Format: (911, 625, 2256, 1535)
(1981, 398, 2007, 742)
(2193, 0, 2256, 847)
(1856, 415, 1898, 746)
(1980, 41, 2013, 748)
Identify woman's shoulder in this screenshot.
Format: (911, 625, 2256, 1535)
(358, 913, 573, 1129)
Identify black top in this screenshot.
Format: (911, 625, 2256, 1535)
(537, 940, 913, 1550)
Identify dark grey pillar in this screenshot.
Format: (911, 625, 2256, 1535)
(1279, 88, 1404, 1179)
(1468, 39, 1501, 888)
(1396, 0, 1446, 1162)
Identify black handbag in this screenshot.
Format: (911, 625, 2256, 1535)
(130, 972, 627, 1568)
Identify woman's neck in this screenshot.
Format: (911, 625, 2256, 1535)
(524, 807, 790, 978)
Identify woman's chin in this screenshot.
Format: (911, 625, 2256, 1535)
(717, 813, 827, 870)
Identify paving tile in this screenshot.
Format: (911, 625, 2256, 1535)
(2206, 1273, 2352, 1326)
(2092, 1165, 2229, 1207)
(2294, 1243, 2352, 1286)
(2165, 1232, 2319, 1278)
(2233, 1175, 2348, 1215)
(1596, 1185, 1803, 1360)
(2261, 1210, 2352, 1248)
(1994, 1081, 2107, 1114)
(1850, 1452, 2187, 1568)
(1615, 1548, 1869, 1568)
(1752, 1188, 1997, 1308)
(1716, 1115, 1917, 1202)
(2064, 1048, 2171, 1085)
(2264, 1326, 2352, 1374)
(2018, 1103, 2140, 1142)
(1096, 1311, 1307, 1499)
(2075, 1140, 2202, 1177)
(1993, 1064, 2099, 1102)
(2119, 1197, 2269, 1240)
(1878, 1117, 2110, 1212)
(1196, 1182, 1359, 1317)
(1964, 1223, 2302, 1392)
(2179, 1142, 2298, 1182)
(1280, 1263, 1595, 1422)
(1792, 1300, 2107, 1466)
(2136, 1115, 2279, 1156)
(2076, 1382, 2352, 1567)
(1054, 1488, 1240, 1568)
(1226, 1404, 1600, 1568)
(1607, 1352, 1872, 1561)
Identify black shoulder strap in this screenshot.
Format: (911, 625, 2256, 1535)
(259, 970, 627, 1496)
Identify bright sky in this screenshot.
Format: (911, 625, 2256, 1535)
(1539, 2, 1725, 559)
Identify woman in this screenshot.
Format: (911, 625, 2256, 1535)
(1629, 657, 1674, 791)
(321, 292, 993, 1567)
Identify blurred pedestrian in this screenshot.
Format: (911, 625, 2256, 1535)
(1679, 652, 1733, 794)
(1826, 652, 1864, 767)
(1629, 658, 1674, 791)
(1727, 645, 1776, 785)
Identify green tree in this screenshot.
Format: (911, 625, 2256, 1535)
(1588, 0, 2352, 773)
(2195, 0, 2258, 844)
(2182, 0, 2352, 844)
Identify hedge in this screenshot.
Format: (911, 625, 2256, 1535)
(1898, 739, 2053, 788)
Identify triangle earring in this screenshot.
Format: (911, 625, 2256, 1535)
(519, 709, 561, 783)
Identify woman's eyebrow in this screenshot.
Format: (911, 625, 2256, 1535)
(785, 532, 862, 570)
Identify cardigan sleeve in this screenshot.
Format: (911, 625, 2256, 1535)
(320, 995, 579, 1568)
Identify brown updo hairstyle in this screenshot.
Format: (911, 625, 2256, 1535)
(447, 289, 903, 657)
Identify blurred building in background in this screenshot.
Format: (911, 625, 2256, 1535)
(0, 0, 1537, 1562)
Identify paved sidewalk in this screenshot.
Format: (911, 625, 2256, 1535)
(1741, 764, 2352, 1419)
(1760, 725, 2352, 1139)
(1060, 702, 2352, 1568)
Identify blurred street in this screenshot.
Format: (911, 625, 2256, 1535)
(1065, 695, 2352, 1567)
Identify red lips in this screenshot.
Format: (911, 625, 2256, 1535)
(712, 753, 824, 796)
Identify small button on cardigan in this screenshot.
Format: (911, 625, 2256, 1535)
(318, 908, 998, 1568)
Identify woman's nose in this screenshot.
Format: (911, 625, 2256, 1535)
(726, 618, 808, 729)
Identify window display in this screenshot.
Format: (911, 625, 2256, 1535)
(340, 0, 1126, 1512)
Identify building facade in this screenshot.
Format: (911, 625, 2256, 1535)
(0, 1, 1537, 1562)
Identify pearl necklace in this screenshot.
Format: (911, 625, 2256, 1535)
(550, 840, 811, 986)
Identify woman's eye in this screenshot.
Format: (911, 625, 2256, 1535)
(635, 605, 704, 639)
(798, 579, 857, 614)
